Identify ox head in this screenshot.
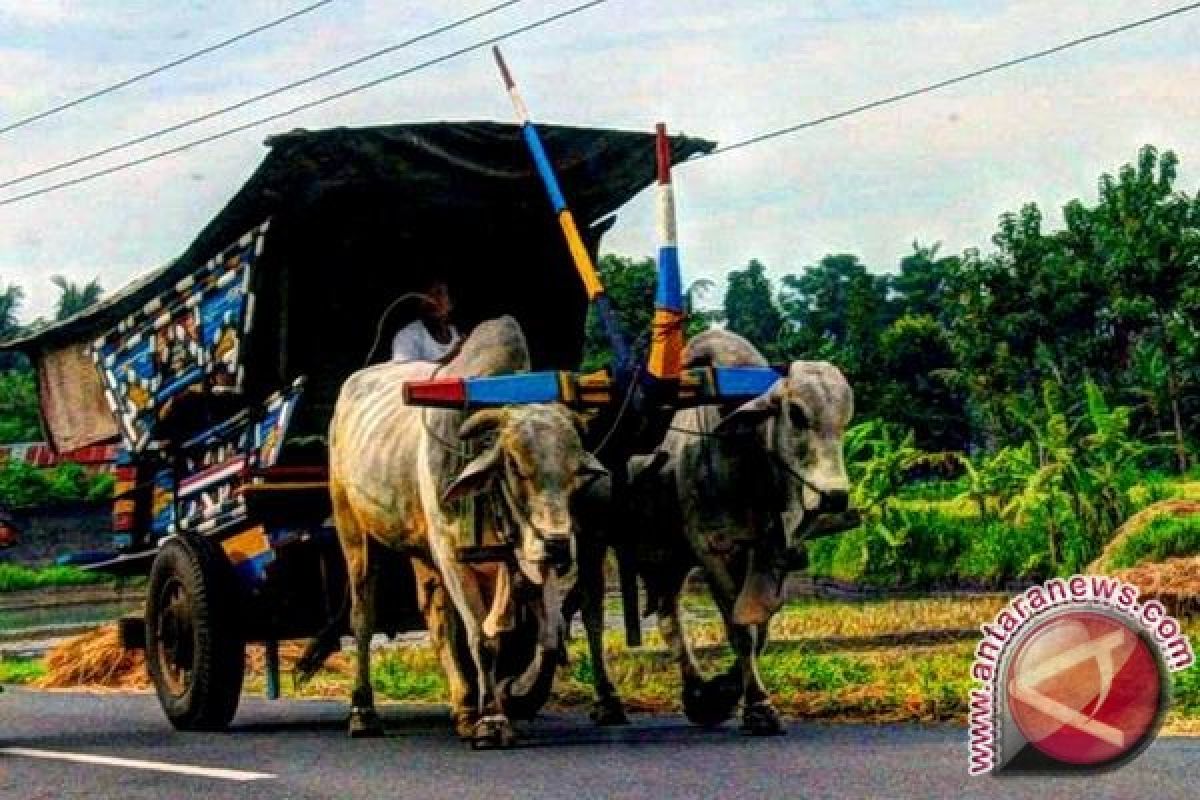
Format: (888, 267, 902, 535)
(442, 404, 607, 584)
(716, 361, 854, 543)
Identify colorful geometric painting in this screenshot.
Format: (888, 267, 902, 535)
(171, 379, 304, 534)
(91, 222, 266, 451)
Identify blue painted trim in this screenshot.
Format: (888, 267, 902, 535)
(714, 367, 782, 398)
(655, 246, 684, 311)
(465, 372, 562, 406)
(522, 124, 567, 212)
(232, 550, 275, 586)
(155, 367, 205, 402)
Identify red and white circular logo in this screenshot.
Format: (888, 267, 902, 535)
(1005, 609, 1166, 767)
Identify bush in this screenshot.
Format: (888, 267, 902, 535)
(0, 460, 113, 509)
(1107, 515, 1200, 570)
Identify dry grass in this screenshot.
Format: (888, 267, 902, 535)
(34, 627, 358, 694)
(35, 625, 147, 690)
(1111, 557, 1200, 617)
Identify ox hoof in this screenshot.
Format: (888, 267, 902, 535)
(741, 702, 786, 736)
(452, 710, 480, 740)
(589, 696, 629, 726)
(348, 708, 384, 738)
(682, 674, 742, 729)
(470, 715, 517, 750)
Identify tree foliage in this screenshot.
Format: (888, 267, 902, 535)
(51, 276, 104, 322)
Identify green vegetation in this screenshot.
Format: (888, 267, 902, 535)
(0, 564, 110, 593)
(0, 370, 41, 442)
(0, 656, 46, 684)
(1173, 649, 1200, 718)
(0, 460, 114, 509)
(372, 649, 448, 701)
(1108, 515, 1200, 570)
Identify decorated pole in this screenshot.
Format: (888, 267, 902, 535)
(492, 46, 632, 378)
(646, 122, 685, 384)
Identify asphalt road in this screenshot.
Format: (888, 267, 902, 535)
(0, 689, 1195, 799)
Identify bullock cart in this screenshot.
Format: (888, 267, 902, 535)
(0, 121, 712, 730)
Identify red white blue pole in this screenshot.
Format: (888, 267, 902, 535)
(647, 123, 684, 382)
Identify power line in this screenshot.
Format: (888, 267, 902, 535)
(0, 0, 526, 191)
(2, 0, 1193, 208)
(0, 0, 610, 209)
(698, 0, 1200, 159)
(0, 0, 337, 137)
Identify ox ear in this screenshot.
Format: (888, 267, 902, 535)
(573, 453, 609, 491)
(443, 445, 502, 504)
(580, 450, 608, 476)
(715, 388, 780, 435)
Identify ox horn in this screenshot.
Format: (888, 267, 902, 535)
(458, 408, 510, 440)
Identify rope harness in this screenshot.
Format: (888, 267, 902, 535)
(666, 420, 839, 515)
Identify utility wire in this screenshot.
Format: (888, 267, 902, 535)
(698, 0, 1200, 159)
(2, 0, 1193, 207)
(0, 0, 526, 191)
(0, 0, 609, 208)
(0, 0, 337, 137)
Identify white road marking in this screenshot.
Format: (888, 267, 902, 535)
(0, 747, 275, 782)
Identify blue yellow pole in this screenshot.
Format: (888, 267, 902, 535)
(493, 46, 631, 376)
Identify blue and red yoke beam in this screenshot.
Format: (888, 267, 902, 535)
(402, 365, 785, 410)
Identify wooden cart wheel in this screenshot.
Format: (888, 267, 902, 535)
(145, 535, 245, 731)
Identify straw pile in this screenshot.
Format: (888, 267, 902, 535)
(35, 624, 355, 692)
(1112, 556, 1200, 618)
(35, 624, 149, 690)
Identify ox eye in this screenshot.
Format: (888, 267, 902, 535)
(788, 404, 810, 430)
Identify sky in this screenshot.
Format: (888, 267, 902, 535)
(1, 0, 1198, 321)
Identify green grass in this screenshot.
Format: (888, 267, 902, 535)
(807, 512, 1050, 590)
(1172, 646, 1200, 717)
(0, 657, 46, 684)
(0, 564, 111, 593)
(1108, 514, 1200, 569)
(373, 652, 449, 701)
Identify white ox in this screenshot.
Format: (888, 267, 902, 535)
(576, 329, 853, 734)
(328, 316, 605, 747)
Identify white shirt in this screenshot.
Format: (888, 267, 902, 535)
(391, 319, 461, 363)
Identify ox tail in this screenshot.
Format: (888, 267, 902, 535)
(295, 585, 351, 685)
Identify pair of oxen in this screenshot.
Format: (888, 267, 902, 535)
(328, 316, 853, 748)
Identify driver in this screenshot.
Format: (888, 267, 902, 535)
(391, 279, 461, 364)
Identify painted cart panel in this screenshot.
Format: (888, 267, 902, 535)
(91, 222, 266, 451)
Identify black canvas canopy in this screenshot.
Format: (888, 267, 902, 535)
(3, 121, 715, 450)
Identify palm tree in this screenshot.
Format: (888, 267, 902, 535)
(51, 276, 103, 321)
